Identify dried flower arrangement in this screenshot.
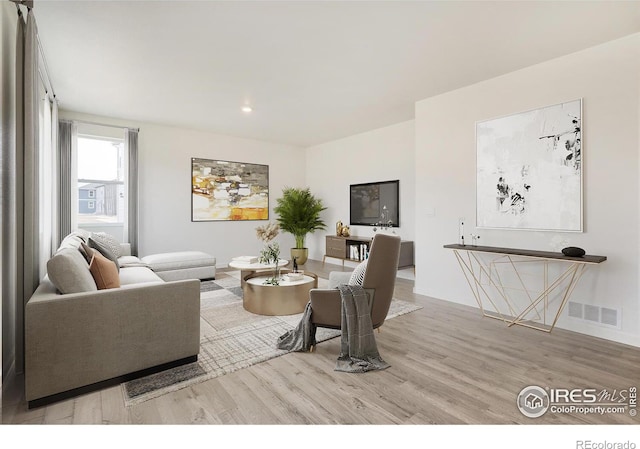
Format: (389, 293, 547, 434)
(255, 222, 281, 285)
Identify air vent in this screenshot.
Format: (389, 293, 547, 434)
(568, 301, 583, 319)
(601, 308, 619, 327)
(567, 301, 621, 329)
(584, 305, 600, 322)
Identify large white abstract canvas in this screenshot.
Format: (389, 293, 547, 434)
(476, 99, 582, 231)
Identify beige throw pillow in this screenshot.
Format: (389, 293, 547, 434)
(47, 248, 98, 294)
(89, 251, 121, 290)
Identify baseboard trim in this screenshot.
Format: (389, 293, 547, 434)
(27, 354, 198, 409)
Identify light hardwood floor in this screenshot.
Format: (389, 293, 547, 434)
(3, 259, 640, 425)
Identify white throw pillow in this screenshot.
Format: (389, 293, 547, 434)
(348, 259, 368, 286)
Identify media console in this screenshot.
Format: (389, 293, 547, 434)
(324, 235, 414, 269)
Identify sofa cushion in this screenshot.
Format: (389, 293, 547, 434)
(141, 251, 216, 271)
(89, 237, 120, 272)
(118, 255, 151, 269)
(89, 252, 121, 290)
(119, 266, 164, 286)
(47, 248, 98, 294)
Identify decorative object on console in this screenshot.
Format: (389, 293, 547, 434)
(255, 222, 281, 285)
(476, 99, 582, 232)
(274, 187, 327, 265)
(335, 220, 350, 236)
(373, 205, 395, 233)
(191, 157, 269, 222)
(562, 246, 586, 257)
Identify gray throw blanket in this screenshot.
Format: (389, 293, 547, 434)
(277, 284, 389, 373)
(335, 284, 389, 373)
(276, 302, 316, 352)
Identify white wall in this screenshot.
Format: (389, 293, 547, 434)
(59, 111, 305, 266)
(305, 120, 415, 264)
(415, 34, 640, 347)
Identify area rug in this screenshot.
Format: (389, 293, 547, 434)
(121, 270, 422, 406)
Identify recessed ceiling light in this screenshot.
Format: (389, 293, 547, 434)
(242, 106, 253, 113)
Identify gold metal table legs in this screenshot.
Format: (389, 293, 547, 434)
(451, 249, 590, 332)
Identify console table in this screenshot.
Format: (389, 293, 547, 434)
(444, 244, 607, 332)
(324, 235, 414, 268)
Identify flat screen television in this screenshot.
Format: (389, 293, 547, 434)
(350, 180, 399, 227)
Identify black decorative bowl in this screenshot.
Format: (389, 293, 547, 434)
(562, 247, 585, 257)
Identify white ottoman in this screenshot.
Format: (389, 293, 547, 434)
(141, 251, 216, 281)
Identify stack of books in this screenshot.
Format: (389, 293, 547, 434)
(232, 256, 258, 264)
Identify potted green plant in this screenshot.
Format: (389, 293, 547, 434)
(274, 187, 327, 265)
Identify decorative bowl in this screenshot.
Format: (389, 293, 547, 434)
(286, 272, 304, 281)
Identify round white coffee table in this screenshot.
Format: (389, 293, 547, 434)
(242, 271, 318, 316)
(228, 258, 289, 287)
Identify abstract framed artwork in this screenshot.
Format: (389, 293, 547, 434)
(476, 99, 583, 232)
(191, 157, 269, 221)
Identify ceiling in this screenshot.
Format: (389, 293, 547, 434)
(34, 1, 640, 147)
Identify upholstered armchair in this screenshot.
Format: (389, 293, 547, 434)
(308, 233, 402, 343)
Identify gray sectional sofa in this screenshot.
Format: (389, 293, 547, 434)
(25, 230, 210, 408)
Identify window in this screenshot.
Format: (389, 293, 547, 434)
(73, 130, 128, 242)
